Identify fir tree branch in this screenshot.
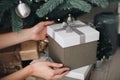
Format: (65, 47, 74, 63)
(57, 0, 72, 10)
(11, 9, 23, 32)
(0, 0, 18, 22)
(109, 0, 120, 2)
(36, 0, 64, 17)
(69, 0, 92, 12)
(44, 1, 70, 19)
(87, 0, 109, 8)
(39, 0, 92, 19)
(0, 11, 4, 22)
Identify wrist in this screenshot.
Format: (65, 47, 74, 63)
(18, 28, 32, 41)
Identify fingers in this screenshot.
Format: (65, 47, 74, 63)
(46, 62, 63, 68)
(39, 27, 47, 40)
(33, 21, 54, 32)
(54, 67, 70, 75)
(53, 70, 70, 79)
(39, 21, 54, 27)
(33, 21, 54, 34)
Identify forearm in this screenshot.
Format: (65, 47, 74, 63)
(1, 65, 32, 80)
(0, 28, 32, 49)
(0, 21, 54, 49)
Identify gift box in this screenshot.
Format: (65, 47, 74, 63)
(0, 46, 22, 77)
(19, 41, 39, 61)
(61, 65, 93, 80)
(47, 20, 99, 69)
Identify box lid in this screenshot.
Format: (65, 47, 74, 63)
(47, 20, 99, 48)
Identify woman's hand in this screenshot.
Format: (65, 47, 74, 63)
(30, 61, 70, 80)
(0, 21, 54, 49)
(30, 21, 54, 40)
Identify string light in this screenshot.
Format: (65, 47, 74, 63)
(57, 18, 60, 21)
(45, 16, 49, 20)
(68, 7, 70, 10)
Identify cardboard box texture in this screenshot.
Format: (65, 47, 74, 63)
(19, 40, 39, 61)
(49, 37, 97, 69)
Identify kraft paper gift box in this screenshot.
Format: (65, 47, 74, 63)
(47, 20, 99, 69)
(0, 45, 22, 77)
(19, 40, 39, 61)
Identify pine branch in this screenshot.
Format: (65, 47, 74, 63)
(0, 0, 17, 22)
(49, 0, 92, 13)
(56, 0, 72, 10)
(36, 0, 64, 17)
(50, 2, 71, 18)
(47, 0, 92, 19)
(109, 0, 120, 2)
(42, 1, 69, 20)
(11, 9, 23, 32)
(69, 0, 92, 12)
(0, 11, 4, 22)
(87, 0, 109, 8)
(37, 0, 92, 19)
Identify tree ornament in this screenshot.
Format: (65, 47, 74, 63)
(60, 14, 74, 33)
(15, 0, 31, 18)
(44, 0, 48, 2)
(67, 14, 72, 23)
(39, 40, 48, 52)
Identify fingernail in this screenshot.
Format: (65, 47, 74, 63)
(59, 64, 63, 66)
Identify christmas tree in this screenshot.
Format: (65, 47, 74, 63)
(0, 0, 119, 32)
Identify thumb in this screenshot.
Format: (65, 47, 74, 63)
(47, 62, 63, 68)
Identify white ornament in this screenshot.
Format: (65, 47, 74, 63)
(67, 14, 72, 23)
(66, 14, 73, 33)
(15, 0, 31, 18)
(45, 0, 48, 2)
